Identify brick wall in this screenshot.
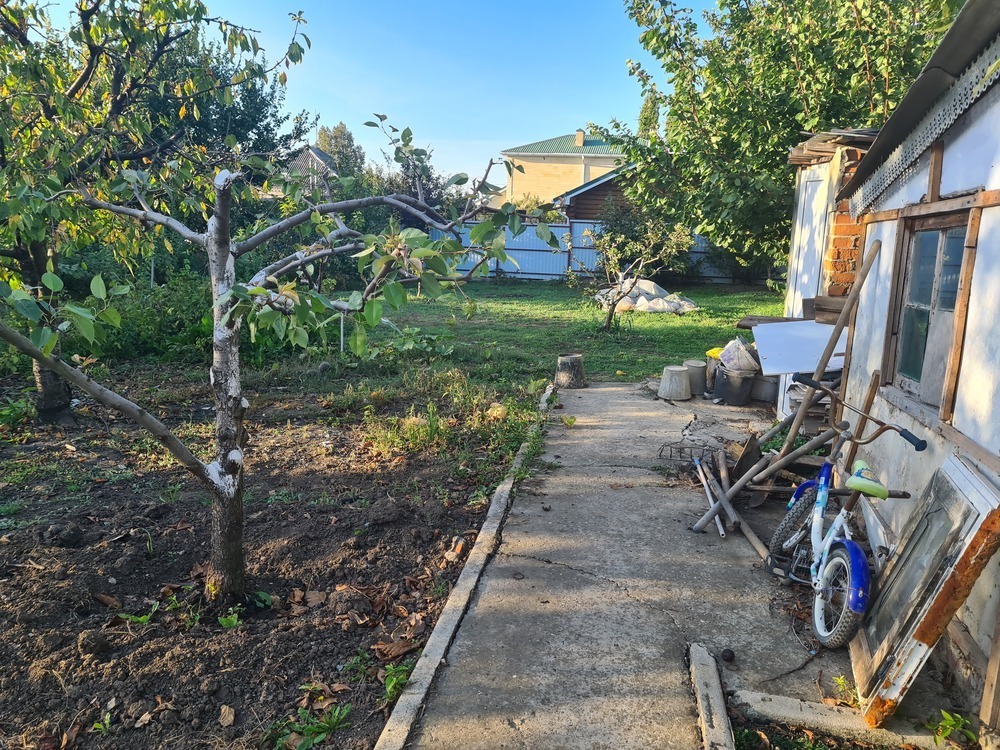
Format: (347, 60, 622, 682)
(823, 153, 864, 296)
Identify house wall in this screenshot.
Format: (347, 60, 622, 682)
(847, 86, 1000, 673)
(505, 155, 619, 203)
(565, 180, 625, 221)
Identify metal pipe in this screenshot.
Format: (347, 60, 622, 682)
(694, 460, 726, 538)
(692, 426, 841, 532)
(695, 457, 740, 530)
(717, 449, 770, 560)
(744, 485, 910, 499)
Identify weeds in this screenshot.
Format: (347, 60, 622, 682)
(91, 712, 112, 736)
(925, 710, 977, 747)
(382, 662, 414, 705)
(265, 705, 352, 750)
(341, 650, 376, 682)
(218, 605, 244, 629)
(120, 602, 159, 626)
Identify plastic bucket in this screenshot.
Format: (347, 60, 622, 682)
(683, 359, 707, 397)
(705, 348, 724, 392)
(715, 365, 755, 406)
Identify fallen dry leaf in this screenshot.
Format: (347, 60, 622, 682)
(94, 593, 121, 609)
(305, 591, 326, 608)
(372, 639, 419, 661)
(134, 711, 154, 728)
(218, 705, 235, 727)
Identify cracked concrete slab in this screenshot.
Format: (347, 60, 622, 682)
(406, 383, 943, 749)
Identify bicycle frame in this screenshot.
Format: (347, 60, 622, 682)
(786, 437, 871, 615)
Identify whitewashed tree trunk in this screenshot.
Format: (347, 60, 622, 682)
(204, 172, 247, 602)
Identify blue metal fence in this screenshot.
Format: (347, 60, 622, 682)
(429, 222, 596, 280)
(428, 221, 748, 283)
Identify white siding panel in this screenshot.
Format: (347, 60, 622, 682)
(941, 81, 1000, 195)
(952, 206, 1000, 454)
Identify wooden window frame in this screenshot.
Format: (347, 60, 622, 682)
(881, 208, 980, 426)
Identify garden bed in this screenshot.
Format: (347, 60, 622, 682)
(0, 364, 537, 749)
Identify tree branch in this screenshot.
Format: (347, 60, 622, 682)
(245, 241, 365, 288)
(64, 1, 104, 100)
(0, 319, 212, 486)
(78, 186, 206, 246)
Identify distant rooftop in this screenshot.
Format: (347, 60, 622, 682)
(501, 132, 622, 156)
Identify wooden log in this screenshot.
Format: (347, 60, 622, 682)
(554, 353, 586, 389)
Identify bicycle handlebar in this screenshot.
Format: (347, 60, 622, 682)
(899, 428, 928, 451)
(790, 373, 927, 452)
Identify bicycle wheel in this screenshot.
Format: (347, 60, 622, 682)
(767, 486, 817, 556)
(813, 547, 863, 648)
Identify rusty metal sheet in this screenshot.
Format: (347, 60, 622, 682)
(853, 455, 1000, 726)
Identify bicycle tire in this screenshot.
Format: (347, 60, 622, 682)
(768, 486, 817, 557)
(813, 547, 863, 649)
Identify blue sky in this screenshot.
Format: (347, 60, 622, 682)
(205, 0, 715, 178)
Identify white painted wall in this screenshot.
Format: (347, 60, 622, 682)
(846, 88, 1000, 657)
(940, 81, 1000, 195)
(785, 162, 835, 317)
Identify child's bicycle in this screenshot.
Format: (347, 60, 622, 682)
(766, 374, 926, 648)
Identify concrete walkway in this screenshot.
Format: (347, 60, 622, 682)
(408, 383, 853, 749)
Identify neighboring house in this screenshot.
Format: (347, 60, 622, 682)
(286, 145, 338, 193)
(501, 130, 622, 204)
(552, 169, 625, 222)
(816, 0, 1000, 731)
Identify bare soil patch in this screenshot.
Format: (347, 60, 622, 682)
(0, 365, 527, 749)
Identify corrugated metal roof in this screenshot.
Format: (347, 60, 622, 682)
(501, 133, 622, 156)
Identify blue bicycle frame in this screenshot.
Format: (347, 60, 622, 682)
(788, 462, 871, 615)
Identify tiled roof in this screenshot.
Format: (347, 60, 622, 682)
(501, 133, 622, 156)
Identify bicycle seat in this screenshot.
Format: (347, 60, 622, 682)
(845, 460, 889, 499)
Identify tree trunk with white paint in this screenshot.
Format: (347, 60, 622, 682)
(204, 172, 247, 603)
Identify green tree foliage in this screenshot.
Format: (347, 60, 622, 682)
(637, 90, 660, 140)
(600, 0, 958, 277)
(0, 6, 558, 603)
(316, 122, 366, 176)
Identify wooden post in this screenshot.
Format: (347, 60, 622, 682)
(841, 370, 882, 474)
(980, 612, 1000, 734)
(778, 240, 883, 458)
(554, 353, 586, 389)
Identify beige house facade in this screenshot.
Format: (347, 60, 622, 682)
(500, 130, 622, 204)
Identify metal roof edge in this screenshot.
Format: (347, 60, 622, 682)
(839, 0, 1000, 203)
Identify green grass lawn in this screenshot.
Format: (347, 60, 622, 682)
(370, 280, 783, 384)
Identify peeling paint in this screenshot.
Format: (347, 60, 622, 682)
(913, 509, 1000, 645)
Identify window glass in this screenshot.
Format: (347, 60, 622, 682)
(907, 231, 938, 306)
(899, 306, 930, 381)
(937, 227, 965, 311)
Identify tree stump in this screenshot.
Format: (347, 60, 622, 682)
(554, 353, 586, 389)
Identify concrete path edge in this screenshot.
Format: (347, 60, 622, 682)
(731, 690, 940, 748)
(689, 643, 736, 750)
(372, 385, 555, 750)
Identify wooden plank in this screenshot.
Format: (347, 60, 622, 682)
(980, 613, 1000, 730)
(880, 219, 909, 381)
(939, 207, 982, 422)
(946, 619, 989, 677)
(736, 315, 800, 330)
(840, 370, 882, 475)
(862, 190, 1000, 225)
(837, 222, 869, 424)
(928, 141, 944, 203)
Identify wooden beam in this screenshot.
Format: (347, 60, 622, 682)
(928, 141, 944, 203)
(880, 219, 909, 381)
(947, 619, 988, 677)
(940, 207, 982, 422)
(982, 612, 1000, 731)
(861, 189, 1000, 224)
(841, 370, 882, 474)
